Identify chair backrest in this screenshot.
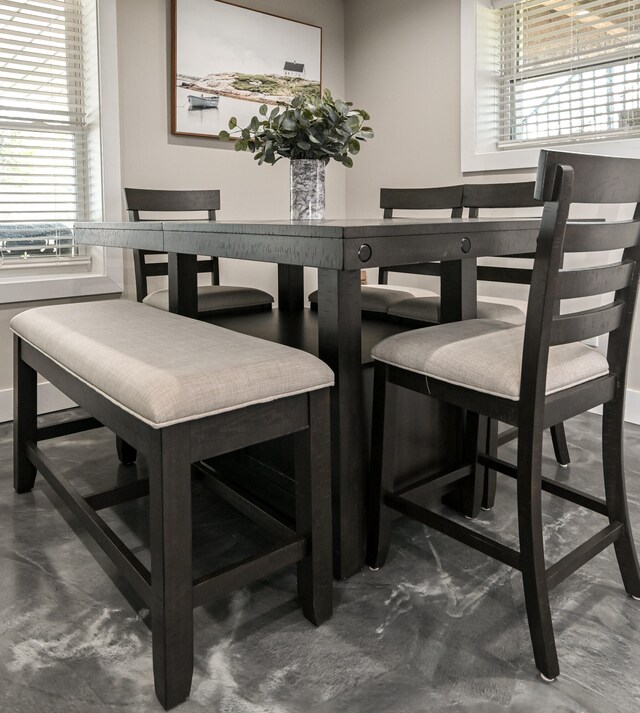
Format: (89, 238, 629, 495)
(462, 181, 541, 287)
(123, 188, 221, 302)
(522, 150, 640, 411)
(378, 185, 464, 283)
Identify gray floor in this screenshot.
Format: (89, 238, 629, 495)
(1, 411, 640, 712)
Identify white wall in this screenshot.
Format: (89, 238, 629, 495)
(116, 0, 346, 300)
(344, 0, 640, 416)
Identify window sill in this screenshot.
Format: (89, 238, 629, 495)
(0, 271, 123, 306)
(0, 246, 124, 305)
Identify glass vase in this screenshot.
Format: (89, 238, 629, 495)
(290, 159, 325, 220)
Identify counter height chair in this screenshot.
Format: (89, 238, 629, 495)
(376, 186, 527, 323)
(308, 186, 464, 316)
(368, 149, 640, 681)
(460, 182, 571, 506)
(125, 188, 274, 316)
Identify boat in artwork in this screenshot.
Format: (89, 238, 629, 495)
(188, 94, 220, 110)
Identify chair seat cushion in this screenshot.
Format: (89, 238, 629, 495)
(372, 319, 609, 401)
(308, 284, 438, 314)
(388, 296, 527, 325)
(143, 285, 273, 312)
(11, 300, 334, 428)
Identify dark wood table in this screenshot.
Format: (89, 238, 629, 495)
(75, 217, 539, 578)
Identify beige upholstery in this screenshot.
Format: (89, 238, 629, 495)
(388, 295, 527, 325)
(372, 319, 609, 401)
(143, 285, 273, 312)
(308, 284, 438, 314)
(11, 300, 334, 428)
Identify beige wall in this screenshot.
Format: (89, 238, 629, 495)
(116, 0, 346, 300)
(344, 0, 640, 397)
(0, 0, 346, 418)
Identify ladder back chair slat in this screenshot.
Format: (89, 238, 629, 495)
(555, 261, 635, 300)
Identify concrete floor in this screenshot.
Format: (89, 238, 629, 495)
(1, 411, 639, 712)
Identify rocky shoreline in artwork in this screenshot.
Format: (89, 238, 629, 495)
(177, 72, 320, 105)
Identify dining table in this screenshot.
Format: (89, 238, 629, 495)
(75, 217, 540, 579)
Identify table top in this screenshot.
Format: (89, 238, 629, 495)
(74, 217, 542, 270)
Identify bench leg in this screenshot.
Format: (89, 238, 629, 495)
(295, 389, 333, 625)
(116, 436, 137, 465)
(148, 425, 193, 710)
(13, 336, 38, 493)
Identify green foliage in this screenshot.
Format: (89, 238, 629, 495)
(218, 89, 373, 167)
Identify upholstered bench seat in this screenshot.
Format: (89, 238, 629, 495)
(10, 300, 333, 428)
(143, 285, 274, 313)
(12, 298, 334, 710)
(308, 284, 438, 314)
(388, 295, 527, 325)
(372, 318, 609, 400)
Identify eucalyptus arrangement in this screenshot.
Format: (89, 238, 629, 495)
(218, 89, 373, 168)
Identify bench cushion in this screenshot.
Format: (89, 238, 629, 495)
(143, 285, 273, 312)
(11, 300, 334, 428)
(372, 318, 609, 401)
(388, 295, 527, 325)
(308, 284, 438, 314)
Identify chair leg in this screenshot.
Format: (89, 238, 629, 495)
(442, 411, 485, 519)
(295, 389, 333, 625)
(148, 425, 193, 710)
(366, 362, 398, 569)
(550, 423, 570, 467)
(602, 400, 640, 596)
(13, 337, 38, 494)
(116, 436, 137, 465)
(517, 424, 559, 681)
(482, 418, 498, 510)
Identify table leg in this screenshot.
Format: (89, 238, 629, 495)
(439, 259, 478, 323)
(278, 264, 305, 311)
(168, 253, 198, 318)
(317, 268, 364, 579)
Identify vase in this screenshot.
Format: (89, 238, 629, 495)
(290, 159, 325, 220)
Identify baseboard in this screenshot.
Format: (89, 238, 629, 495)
(626, 387, 640, 426)
(0, 382, 77, 424)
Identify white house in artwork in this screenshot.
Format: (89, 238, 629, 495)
(283, 61, 305, 78)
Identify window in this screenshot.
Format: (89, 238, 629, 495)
(497, 0, 640, 148)
(0, 0, 98, 270)
(461, 0, 640, 171)
(0, 0, 122, 302)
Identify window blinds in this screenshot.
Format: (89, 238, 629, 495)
(496, 0, 640, 147)
(0, 0, 89, 263)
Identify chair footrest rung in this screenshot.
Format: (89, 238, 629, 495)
(385, 492, 521, 569)
(478, 455, 609, 516)
(394, 464, 473, 498)
(546, 522, 623, 589)
(496, 427, 518, 448)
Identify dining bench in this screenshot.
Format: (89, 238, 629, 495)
(11, 299, 334, 710)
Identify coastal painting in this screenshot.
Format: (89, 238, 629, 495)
(172, 0, 322, 139)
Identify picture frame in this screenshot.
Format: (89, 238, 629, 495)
(171, 0, 322, 140)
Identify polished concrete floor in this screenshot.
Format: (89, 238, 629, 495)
(1, 411, 639, 712)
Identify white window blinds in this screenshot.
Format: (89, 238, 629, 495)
(496, 0, 640, 148)
(0, 0, 92, 265)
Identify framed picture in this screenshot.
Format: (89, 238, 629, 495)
(172, 0, 322, 140)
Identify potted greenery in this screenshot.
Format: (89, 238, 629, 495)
(218, 90, 373, 219)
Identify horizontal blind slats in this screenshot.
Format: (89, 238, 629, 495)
(0, 0, 90, 267)
(497, 0, 640, 148)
